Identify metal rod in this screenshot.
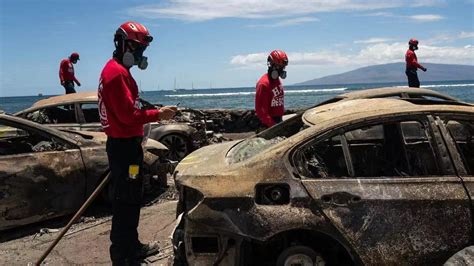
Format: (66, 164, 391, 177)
(36, 172, 111, 265)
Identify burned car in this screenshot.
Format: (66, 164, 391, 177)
(173, 97, 473, 265)
(15, 92, 210, 160)
(0, 113, 168, 230)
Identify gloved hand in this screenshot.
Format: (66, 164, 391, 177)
(61, 81, 65, 86)
(421, 67, 427, 72)
(158, 106, 177, 120)
(76, 81, 81, 86)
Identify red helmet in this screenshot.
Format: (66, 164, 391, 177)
(268, 50, 289, 67)
(115, 21, 153, 46)
(70, 52, 80, 60)
(409, 38, 419, 46)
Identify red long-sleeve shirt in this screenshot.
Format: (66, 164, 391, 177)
(405, 49, 424, 70)
(98, 58, 160, 138)
(59, 58, 80, 84)
(255, 73, 285, 127)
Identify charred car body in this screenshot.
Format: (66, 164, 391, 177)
(0, 113, 168, 230)
(15, 92, 211, 160)
(173, 95, 473, 265)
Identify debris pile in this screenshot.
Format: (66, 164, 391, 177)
(199, 109, 299, 133)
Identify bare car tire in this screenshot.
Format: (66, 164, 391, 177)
(276, 246, 326, 266)
(160, 133, 191, 161)
(444, 246, 474, 266)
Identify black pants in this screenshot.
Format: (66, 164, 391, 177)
(405, 69, 420, 88)
(106, 137, 144, 265)
(63, 80, 76, 94)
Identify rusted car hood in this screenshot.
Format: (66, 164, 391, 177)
(174, 139, 293, 198)
(174, 140, 273, 197)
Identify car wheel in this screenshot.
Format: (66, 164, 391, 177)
(160, 133, 190, 161)
(276, 246, 325, 266)
(444, 246, 474, 266)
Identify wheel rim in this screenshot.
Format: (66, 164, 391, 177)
(283, 253, 315, 266)
(160, 134, 188, 161)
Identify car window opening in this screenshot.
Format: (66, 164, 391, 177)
(26, 105, 76, 124)
(297, 119, 443, 179)
(81, 104, 100, 123)
(0, 125, 69, 155)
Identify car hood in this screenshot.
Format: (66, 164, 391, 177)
(175, 139, 292, 198)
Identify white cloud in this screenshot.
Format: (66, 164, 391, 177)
(128, 0, 439, 21)
(230, 43, 474, 67)
(427, 31, 474, 44)
(354, 37, 394, 44)
(419, 44, 474, 64)
(360, 11, 395, 17)
(460, 31, 474, 39)
(248, 17, 319, 27)
(409, 14, 444, 22)
(360, 12, 444, 23)
(230, 53, 267, 66)
(410, 0, 446, 7)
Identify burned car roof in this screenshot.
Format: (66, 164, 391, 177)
(335, 87, 459, 101)
(16, 92, 98, 115)
(302, 98, 472, 126)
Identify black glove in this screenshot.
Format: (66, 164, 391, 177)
(421, 67, 427, 72)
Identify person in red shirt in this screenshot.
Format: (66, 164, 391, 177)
(255, 50, 288, 130)
(405, 38, 427, 88)
(98, 21, 176, 265)
(59, 52, 81, 94)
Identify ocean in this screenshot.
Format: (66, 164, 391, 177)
(1, 80, 473, 114)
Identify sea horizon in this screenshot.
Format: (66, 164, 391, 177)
(1, 79, 473, 114)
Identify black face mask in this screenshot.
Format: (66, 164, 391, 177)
(269, 66, 287, 80)
(122, 42, 148, 69)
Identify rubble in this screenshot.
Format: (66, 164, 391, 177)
(200, 109, 299, 133)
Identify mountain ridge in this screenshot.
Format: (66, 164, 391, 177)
(295, 62, 474, 86)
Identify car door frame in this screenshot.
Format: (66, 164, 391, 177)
(435, 112, 474, 244)
(288, 113, 472, 265)
(76, 101, 102, 132)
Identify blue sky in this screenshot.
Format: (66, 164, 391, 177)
(0, 0, 473, 97)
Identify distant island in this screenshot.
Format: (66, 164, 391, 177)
(295, 62, 474, 86)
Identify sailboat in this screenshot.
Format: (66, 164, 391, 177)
(173, 77, 187, 92)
